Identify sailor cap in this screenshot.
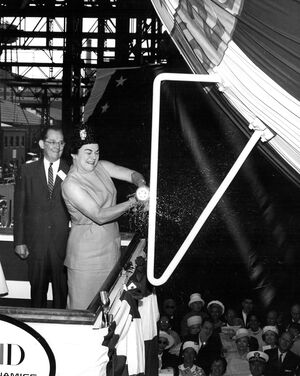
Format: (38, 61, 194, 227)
(247, 351, 269, 363)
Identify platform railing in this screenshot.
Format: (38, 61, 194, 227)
(0, 232, 144, 324)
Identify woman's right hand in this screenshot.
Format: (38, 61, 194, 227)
(128, 195, 138, 210)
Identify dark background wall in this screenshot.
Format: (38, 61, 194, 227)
(111, 76, 300, 316)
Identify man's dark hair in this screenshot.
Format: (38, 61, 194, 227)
(40, 126, 64, 141)
(211, 357, 227, 375)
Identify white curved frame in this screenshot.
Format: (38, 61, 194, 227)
(146, 73, 273, 286)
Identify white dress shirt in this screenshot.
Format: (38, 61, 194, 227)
(44, 158, 60, 185)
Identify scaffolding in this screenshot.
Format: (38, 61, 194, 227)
(0, 0, 163, 132)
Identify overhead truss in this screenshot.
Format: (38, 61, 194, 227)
(0, 0, 163, 128)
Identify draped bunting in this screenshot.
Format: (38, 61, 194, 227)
(102, 290, 159, 376)
(150, 0, 300, 185)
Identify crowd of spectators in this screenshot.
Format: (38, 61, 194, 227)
(157, 293, 300, 376)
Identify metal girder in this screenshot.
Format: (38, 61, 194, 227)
(0, 0, 163, 127)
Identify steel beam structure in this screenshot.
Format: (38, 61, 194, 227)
(0, 0, 163, 129)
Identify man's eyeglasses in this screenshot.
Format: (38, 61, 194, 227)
(44, 140, 65, 148)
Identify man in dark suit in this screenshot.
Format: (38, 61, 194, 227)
(14, 126, 70, 308)
(265, 331, 300, 376)
(194, 318, 223, 374)
(237, 297, 254, 327)
(283, 303, 300, 332)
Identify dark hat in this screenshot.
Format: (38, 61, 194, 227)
(68, 123, 98, 154)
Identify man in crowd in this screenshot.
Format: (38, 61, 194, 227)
(195, 318, 223, 374)
(247, 351, 269, 376)
(284, 304, 300, 331)
(14, 126, 70, 308)
(238, 297, 254, 327)
(264, 331, 300, 375)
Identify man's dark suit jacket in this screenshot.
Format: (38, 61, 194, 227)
(14, 158, 70, 307)
(161, 350, 179, 376)
(265, 347, 300, 376)
(195, 334, 223, 375)
(236, 310, 251, 327)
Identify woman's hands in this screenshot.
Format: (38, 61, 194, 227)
(128, 194, 138, 209)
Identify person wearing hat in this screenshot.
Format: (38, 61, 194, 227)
(178, 341, 205, 376)
(181, 293, 208, 338)
(220, 325, 241, 359)
(246, 351, 269, 376)
(262, 326, 279, 351)
(207, 300, 226, 334)
(226, 328, 252, 376)
(186, 315, 203, 340)
(158, 330, 179, 373)
(169, 315, 203, 358)
(62, 123, 148, 309)
(264, 331, 300, 376)
(158, 314, 181, 346)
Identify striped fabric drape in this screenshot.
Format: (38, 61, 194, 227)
(102, 290, 159, 376)
(151, 0, 300, 184)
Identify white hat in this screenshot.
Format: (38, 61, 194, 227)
(182, 341, 200, 354)
(262, 325, 279, 335)
(207, 300, 225, 315)
(234, 328, 249, 341)
(187, 315, 202, 327)
(188, 293, 205, 307)
(247, 351, 269, 363)
(159, 331, 175, 349)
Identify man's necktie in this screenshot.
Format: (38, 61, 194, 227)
(279, 352, 283, 364)
(48, 163, 54, 198)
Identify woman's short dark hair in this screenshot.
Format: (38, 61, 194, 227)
(68, 123, 98, 155)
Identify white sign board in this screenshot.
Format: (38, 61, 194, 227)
(0, 314, 55, 376)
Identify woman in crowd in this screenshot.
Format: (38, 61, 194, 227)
(181, 293, 207, 338)
(158, 314, 181, 347)
(226, 328, 251, 376)
(62, 123, 147, 309)
(247, 313, 263, 350)
(207, 300, 226, 333)
(170, 315, 203, 357)
(178, 341, 205, 376)
(220, 326, 239, 359)
(264, 309, 279, 327)
(158, 331, 179, 373)
(225, 308, 238, 327)
(261, 325, 279, 351)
